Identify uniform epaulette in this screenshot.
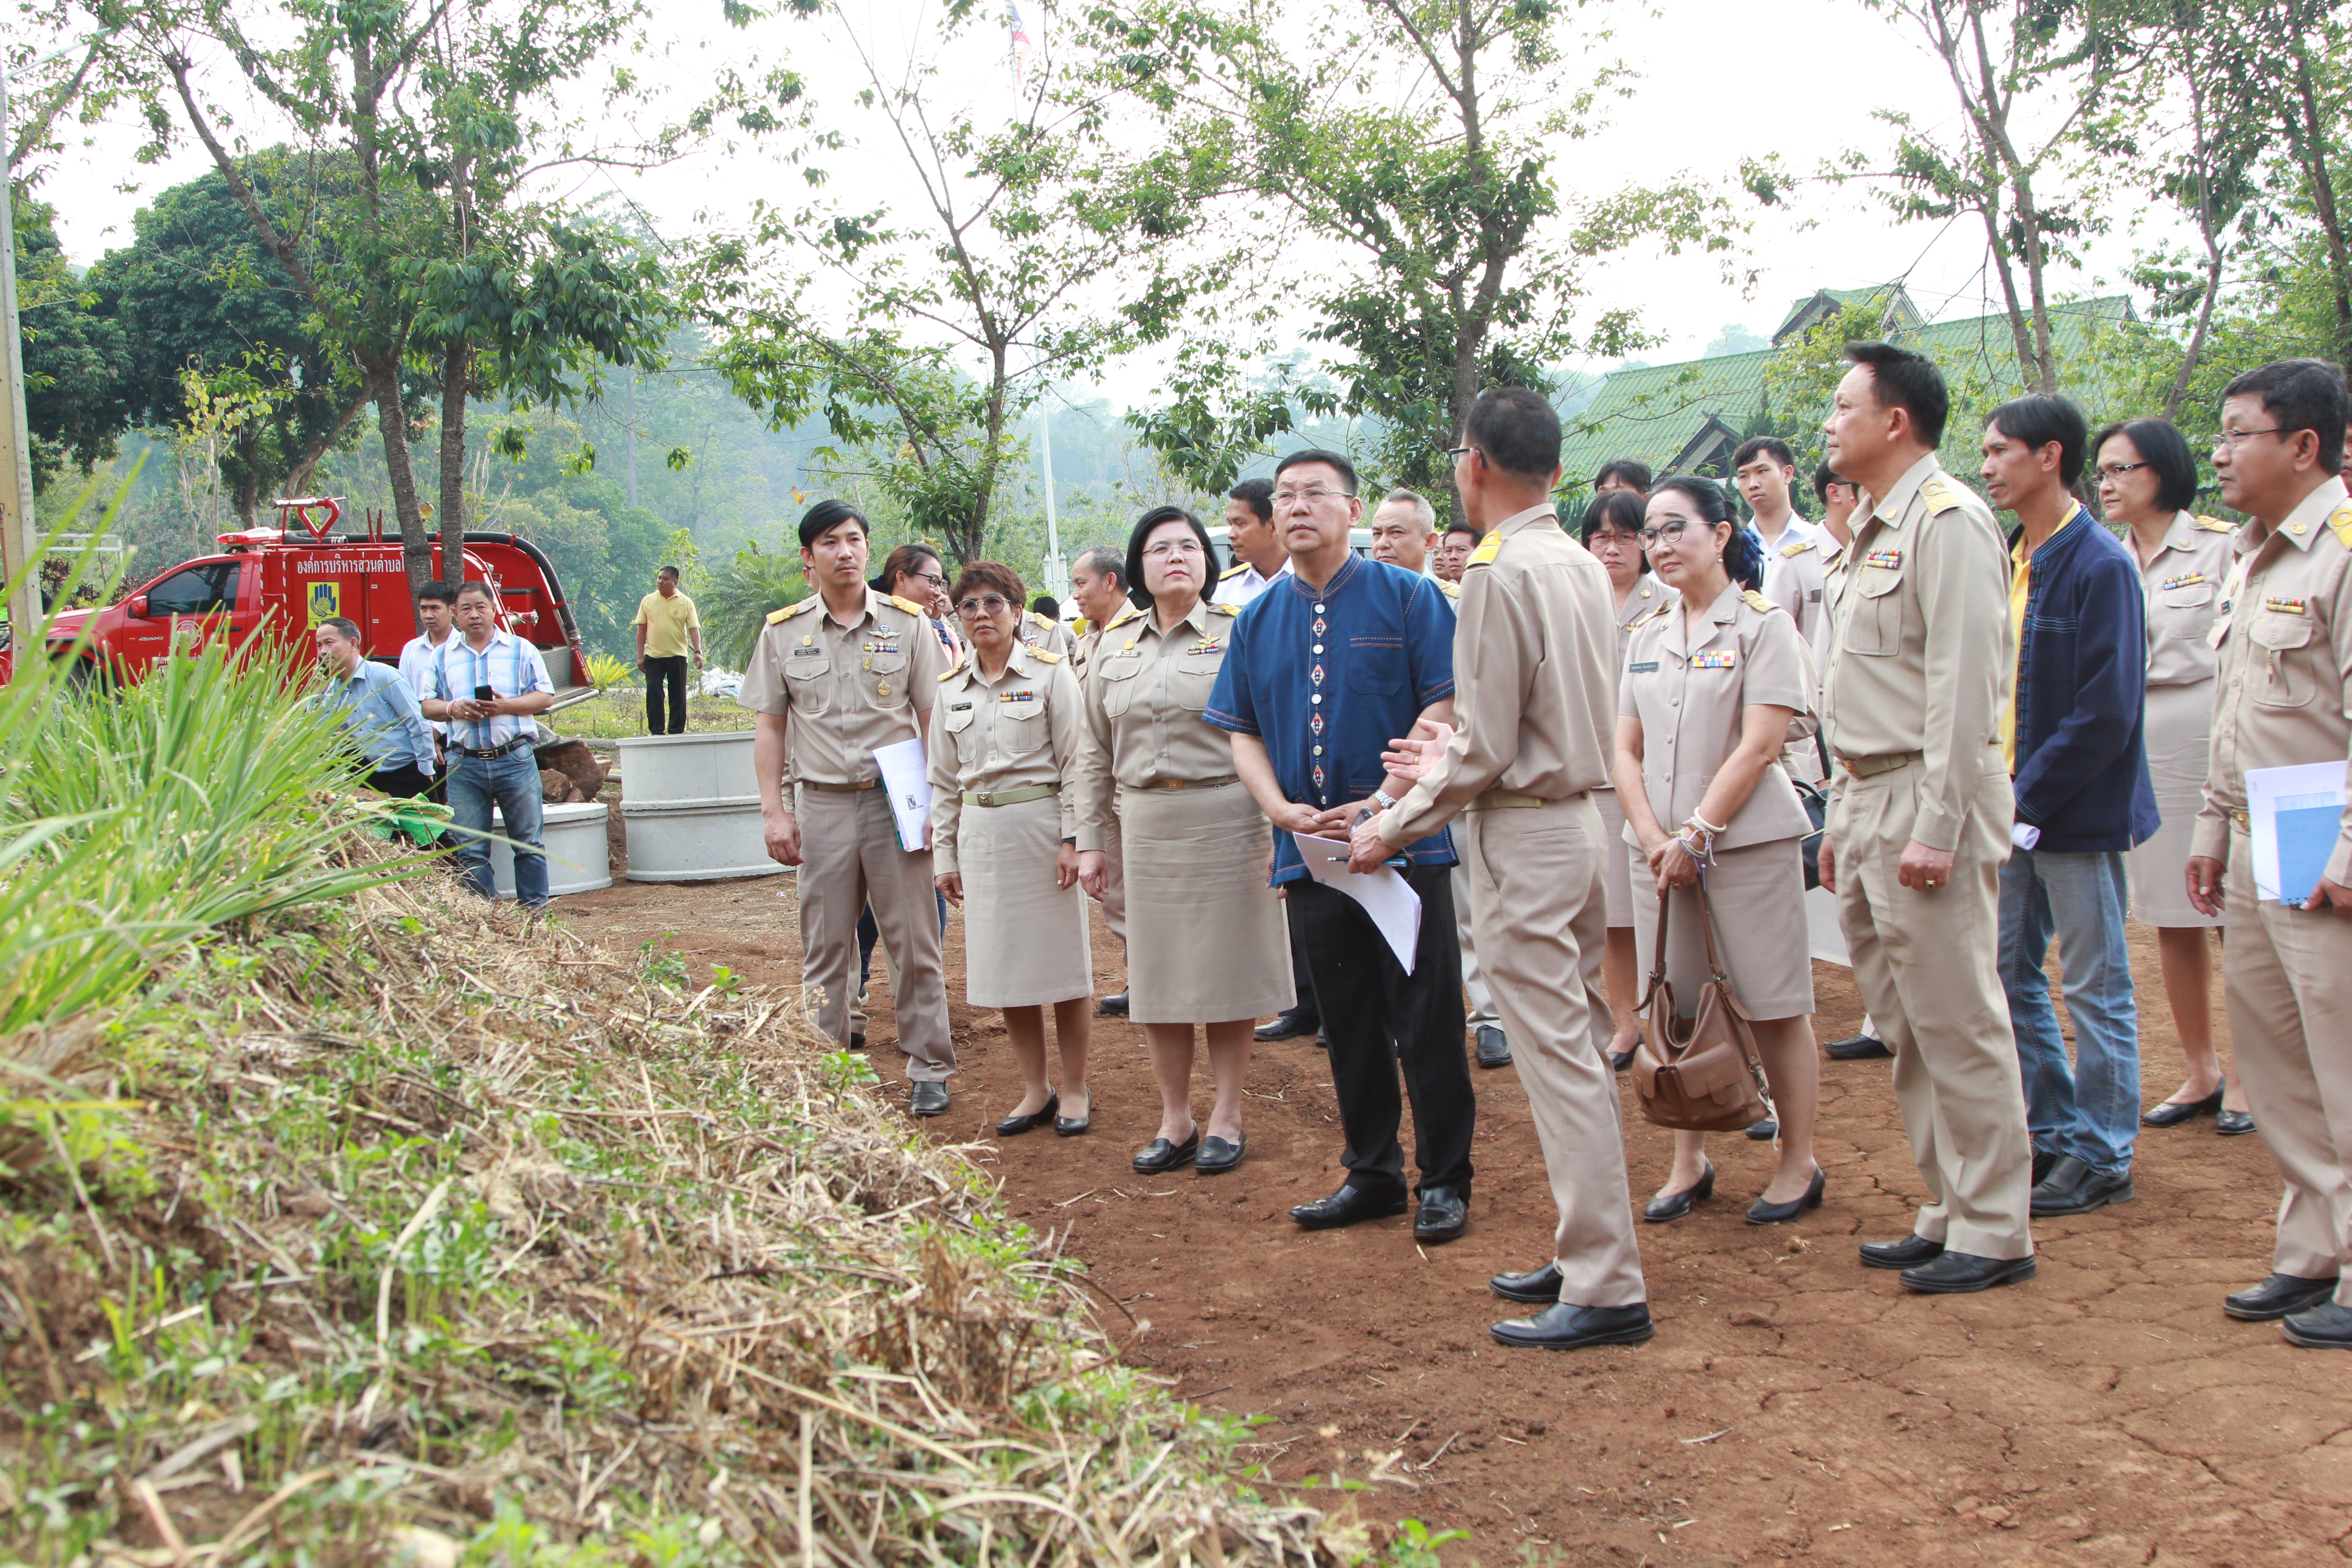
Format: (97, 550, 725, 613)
(2193, 514, 2234, 534)
(938, 661, 966, 683)
(1638, 602, 1675, 627)
(768, 596, 818, 624)
(1029, 647, 1064, 663)
(1779, 538, 1815, 558)
(1919, 474, 1965, 514)
(1209, 601, 1240, 616)
(2330, 505, 2352, 551)
(888, 593, 929, 617)
(1742, 588, 1773, 613)
(1104, 604, 1142, 630)
(1219, 562, 1249, 580)
(1437, 577, 1461, 599)
(1072, 617, 1093, 636)
(1027, 609, 1055, 628)
(1467, 529, 1504, 568)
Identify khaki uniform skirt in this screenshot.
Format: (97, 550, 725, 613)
(2127, 680, 2222, 930)
(959, 794, 1093, 1008)
(1594, 787, 1637, 928)
(1119, 781, 1294, 1024)
(1632, 837, 1814, 1021)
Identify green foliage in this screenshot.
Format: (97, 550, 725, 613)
(11, 189, 130, 489)
(694, 541, 810, 668)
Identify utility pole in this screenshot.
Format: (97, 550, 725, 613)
(0, 60, 43, 647)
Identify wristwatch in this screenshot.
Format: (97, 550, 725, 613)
(1372, 789, 1401, 811)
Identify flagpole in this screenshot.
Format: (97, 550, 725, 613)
(1038, 392, 1068, 599)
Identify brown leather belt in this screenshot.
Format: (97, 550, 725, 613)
(1133, 774, 1238, 792)
(1836, 750, 1923, 778)
(800, 779, 879, 793)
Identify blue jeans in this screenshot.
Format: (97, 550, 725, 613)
(448, 749, 548, 909)
(1998, 847, 2138, 1175)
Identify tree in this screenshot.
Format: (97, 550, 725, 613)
(10, 190, 127, 488)
(1087, 0, 1730, 510)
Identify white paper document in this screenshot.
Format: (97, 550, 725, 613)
(873, 736, 933, 852)
(1289, 831, 1422, 973)
(2247, 760, 2348, 905)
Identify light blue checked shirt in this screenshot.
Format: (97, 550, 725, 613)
(321, 660, 437, 772)
(431, 629, 554, 751)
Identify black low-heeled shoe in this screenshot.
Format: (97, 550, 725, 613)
(1054, 1099, 1092, 1137)
(2143, 1081, 2225, 1127)
(995, 1094, 1059, 1138)
(1132, 1129, 1200, 1173)
(1746, 1164, 1825, 1225)
(1642, 1161, 1715, 1222)
(2217, 1108, 2256, 1137)
(1196, 1133, 1246, 1174)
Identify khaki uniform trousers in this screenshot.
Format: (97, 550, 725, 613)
(796, 785, 955, 1082)
(2224, 825, 2352, 1300)
(1451, 863, 1500, 1032)
(1831, 761, 2032, 1259)
(1459, 794, 1645, 1307)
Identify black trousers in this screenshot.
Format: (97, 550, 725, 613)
(1278, 905, 1321, 1025)
(1288, 863, 1473, 1196)
(644, 654, 689, 734)
(367, 762, 433, 799)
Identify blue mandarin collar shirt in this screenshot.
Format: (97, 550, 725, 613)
(1204, 551, 1457, 884)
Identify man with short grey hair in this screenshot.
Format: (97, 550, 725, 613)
(315, 617, 436, 799)
(1370, 490, 1441, 577)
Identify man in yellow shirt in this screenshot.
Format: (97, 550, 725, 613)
(633, 565, 704, 735)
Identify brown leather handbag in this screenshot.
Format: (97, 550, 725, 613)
(1631, 880, 1774, 1132)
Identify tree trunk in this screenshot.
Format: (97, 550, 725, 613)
(438, 339, 471, 585)
(367, 355, 433, 594)
(2166, 247, 2227, 422)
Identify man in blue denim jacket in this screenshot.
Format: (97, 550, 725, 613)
(1981, 395, 2160, 1218)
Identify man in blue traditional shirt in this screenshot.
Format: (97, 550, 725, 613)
(1206, 449, 1474, 1246)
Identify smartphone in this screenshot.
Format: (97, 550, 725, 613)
(474, 684, 495, 701)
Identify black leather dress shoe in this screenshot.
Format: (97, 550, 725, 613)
(1054, 1103, 1091, 1137)
(1860, 1233, 1945, 1270)
(1490, 1262, 1563, 1304)
(1254, 1009, 1315, 1041)
(1642, 1162, 1714, 1223)
(1607, 1048, 1635, 1072)
(2031, 1148, 2059, 1186)
(2143, 1081, 2224, 1127)
(1413, 1185, 1468, 1243)
(1823, 1030, 1891, 1060)
(1196, 1133, 1247, 1174)
(1096, 991, 1129, 1016)
(2281, 1299, 2352, 1348)
(1744, 1117, 1778, 1141)
(1474, 1026, 1512, 1069)
(1746, 1165, 1825, 1225)
(1490, 1300, 1654, 1351)
(1132, 1130, 1200, 1173)
(909, 1081, 950, 1117)
(850, 1028, 867, 1051)
(2217, 1109, 2256, 1137)
(995, 1094, 1058, 1137)
(1900, 1250, 2035, 1294)
(2224, 1272, 2339, 1321)
(1289, 1182, 1408, 1230)
(2030, 1155, 2133, 1217)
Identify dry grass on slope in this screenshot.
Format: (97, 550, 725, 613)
(0, 868, 1334, 1567)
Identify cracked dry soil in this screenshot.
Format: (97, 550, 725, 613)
(566, 841, 2350, 1566)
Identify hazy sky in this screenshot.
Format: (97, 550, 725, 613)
(26, 0, 2169, 404)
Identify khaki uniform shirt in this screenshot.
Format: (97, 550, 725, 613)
(1618, 583, 1816, 851)
(1383, 502, 1617, 843)
(1599, 573, 1664, 794)
(1821, 456, 2013, 853)
(926, 642, 1082, 875)
(2138, 510, 2236, 689)
(1020, 609, 1077, 663)
(1760, 520, 1832, 650)
(738, 588, 946, 785)
(1071, 597, 1243, 852)
(2192, 475, 2352, 880)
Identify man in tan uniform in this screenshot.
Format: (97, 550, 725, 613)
(1067, 546, 1133, 1009)
(742, 500, 957, 1115)
(1816, 342, 2034, 1293)
(2185, 359, 2352, 1345)
(1353, 386, 1651, 1351)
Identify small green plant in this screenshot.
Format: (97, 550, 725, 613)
(709, 965, 741, 995)
(818, 1050, 880, 1092)
(586, 650, 637, 689)
(636, 937, 688, 990)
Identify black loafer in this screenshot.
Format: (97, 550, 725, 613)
(2281, 1299, 2352, 1348)
(909, 1081, 950, 1117)
(1474, 1026, 1512, 1069)
(1746, 1165, 1825, 1225)
(1860, 1233, 1945, 1270)
(1253, 1009, 1314, 1041)
(1643, 1162, 1715, 1222)
(1132, 1130, 1200, 1173)
(2031, 1155, 2134, 1217)
(1607, 1048, 1635, 1072)
(1490, 1262, 1563, 1303)
(1096, 991, 1130, 1016)
(2224, 1272, 2339, 1321)
(1823, 1030, 1891, 1061)
(2217, 1109, 2256, 1137)
(2143, 1082, 2224, 1127)
(1412, 1185, 1468, 1243)
(1745, 1117, 1778, 1141)
(1054, 1108, 1091, 1137)
(1196, 1133, 1247, 1174)
(995, 1094, 1058, 1137)
(1289, 1182, 1408, 1230)
(849, 1028, 867, 1051)
(1900, 1250, 2035, 1294)
(1490, 1300, 1654, 1351)
(2031, 1148, 2060, 1186)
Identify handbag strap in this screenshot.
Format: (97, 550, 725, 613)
(1690, 881, 1755, 1024)
(1636, 878, 1673, 1014)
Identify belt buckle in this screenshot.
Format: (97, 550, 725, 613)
(1837, 756, 1858, 777)
(975, 790, 996, 807)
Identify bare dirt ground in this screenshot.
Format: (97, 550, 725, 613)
(563, 820, 2350, 1566)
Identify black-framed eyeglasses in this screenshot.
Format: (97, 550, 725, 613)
(1447, 445, 1475, 460)
(913, 572, 949, 591)
(2210, 428, 2287, 451)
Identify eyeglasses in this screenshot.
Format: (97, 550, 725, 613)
(954, 594, 1013, 619)
(1142, 539, 1205, 559)
(1588, 530, 1640, 547)
(1635, 520, 1694, 546)
(2095, 461, 2149, 480)
(1447, 446, 1475, 459)
(2210, 428, 2286, 451)
(1272, 485, 1356, 506)
(912, 572, 949, 591)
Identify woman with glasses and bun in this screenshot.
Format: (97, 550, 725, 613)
(930, 561, 1095, 1139)
(1583, 487, 1666, 1071)
(1074, 505, 1293, 1176)
(877, 543, 963, 659)
(1614, 475, 1824, 1225)
(2097, 417, 2253, 1137)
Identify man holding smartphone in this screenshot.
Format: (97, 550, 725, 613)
(422, 579, 556, 909)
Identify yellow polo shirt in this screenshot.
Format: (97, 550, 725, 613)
(634, 590, 701, 658)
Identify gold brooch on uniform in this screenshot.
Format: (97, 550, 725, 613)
(1863, 549, 1903, 570)
(1690, 651, 1738, 669)
(2264, 597, 2308, 615)
(877, 681, 892, 696)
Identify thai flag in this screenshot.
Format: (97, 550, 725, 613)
(1009, 1, 1034, 91)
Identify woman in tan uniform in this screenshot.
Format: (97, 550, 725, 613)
(930, 562, 1094, 1139)
(1614, 476, 1824, 1224)
(1583, 489, 1665, 1070)
(2098, 418, 2253, 1136)
(1075, 506, 1293, 1176)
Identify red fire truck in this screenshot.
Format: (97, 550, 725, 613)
(12, 498, 593, 703)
